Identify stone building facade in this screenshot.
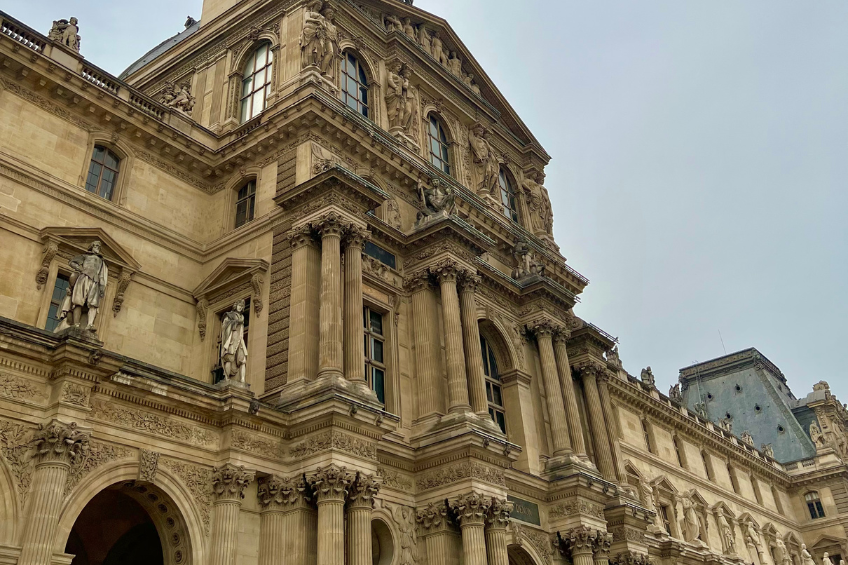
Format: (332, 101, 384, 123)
(0, 2, 845, 565)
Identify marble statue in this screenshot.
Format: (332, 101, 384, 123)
(56, 240, 108, 333)
(161, 83, 195, 115)
(823, 553, 833, 565)
(402, 17, 417, 40)
(774, 538, 788, 565)
(680, 494, 701, 543)
(470, 79, 481, 96)
(400, 65, 419, 138)
(385, 199, 402, 230)
(522, 172, 553, 235)
(741, 430, 754, 446)
(718, 514, 735, 554)
(386, 60, 405, 130)
(810, 421, 826, 448)
(300, 1, 338, 80)
(801, 545, 815, 565)
(448, 51, 462, 76)
(415, 177, 455, 226)
(48, 17, 81, 52)
(761, 444, 775, 459)
(669, 383, 683, 403)
(468, 122, 499, 196)
(640, 366, 656, 387)
(744, 522, 761, 552)
(719, 416, 733, 432)
(220, 300, 248, 382)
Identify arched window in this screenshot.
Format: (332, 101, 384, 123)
(427, 115, 451, 175)
(806, 492, 826, 519)
(341, 51, 369, 117)
(480, 335, 505, 433)
(234, 179, 257, 228)
(85, 145, 121, 200)
(498, 167, 519, 222)
(240, 43, 273, 123)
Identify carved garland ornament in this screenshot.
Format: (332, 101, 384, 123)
(231, 428, 284, 460)
(161, 458, 212, 534)
(415, 461, 506, 491)
(0, 418, 34, 505)
(90, 400, 216, 448)
(289, 430, 377, 460)
(0, 373, 42, 402)
(65, 440, 134, 495)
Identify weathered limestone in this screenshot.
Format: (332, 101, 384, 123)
(288, 226, 321, 383)
(485, 498, 513, 565)
(576, 362, 617, 481)
(450, 492, 490, 565)
(258, 475, 289, 565)
(309, 465, 352, 565)
(553, 331, 588, 459)
(346, 473, 380, 565)
(314, 213, 346, 379)
(458, 272, 488, 417)
(597, 373, 628, 483)
(431, 261, 471, 414)
(417, 502, 456, 565)
(560, 526, 600, 565)
(210, 464, 255, 565)
(531, 321, 573, 461)
(343, 226, 369, 385)
(407, 271, 445, 418)
(18, 420, 90, 565)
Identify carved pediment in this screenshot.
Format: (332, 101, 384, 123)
(650, 476, 679, 497)
(709, 501, 736, 519)
(192, 258, 268, 341)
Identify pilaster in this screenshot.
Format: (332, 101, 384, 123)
(287, 225, 321, 384)
(210, 465, 255, 565)
(309, 465, 354, 565)
(574, 362, 617, 481)
(406, 270, 445, 422)
(417, 502, 460, 565)
(431, 260, 472, 414)
(313, 212, 348, 380)
(553, 329, 588, 460)
(343, 226, 370, 387)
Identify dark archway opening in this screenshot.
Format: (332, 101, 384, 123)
(65, 487, 164, 565)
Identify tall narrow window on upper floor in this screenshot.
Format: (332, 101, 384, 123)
(364, 307, 386, 404)
(498, 167, 519, 222)
(702, 451, 714, 481)
(427, 115, 451, 175)
(673, 437, 685, 468)
(771, 485, 785, 514)
(85, 145, 121, 200)
(45, 273, 71, 332)
(727, 464, 740, 494)
(481, 335, 505, 433)
(341, 51, 369, 118)
(805, 492, 826, 520)
(235, 180, 257, 228)
(240, 43, 273, 123)
(642, 420, 653, 453)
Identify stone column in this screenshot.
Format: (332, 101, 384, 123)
(560, 526, 599, 565)
(431, 261, 471, 414)
(597, 373, 628, 483)
(309, 465, 353, 565)
(315, 213, 346, 379)
(281, 475, 317, 565)
(18, 420, 90, 565)
(458, 272, 488, 417)
(347, 473, 380, 565)
(343, 226, 369, 385)
(210, 465, 255, 565)
(450, 492, 491, 565)
(553, 330, 587, 458)
(258, 475, 288, 565)
(417, 502, 456, 565)
(576, 362, 617, 481)
(593, 532, 613, 565)
(288, 226, 321, 382)
(485, 498, 513, 565)
(530, 321, 573, 460)
(406, 271, 445, 418)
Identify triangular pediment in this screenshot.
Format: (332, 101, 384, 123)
(810, 535, 846, 550)
(650, 476, 678, 496)
(738, 512, 760, 528)
(710, 500, 736, 519)
(193, 258, 269, 299)
(41, 227, 141, 272)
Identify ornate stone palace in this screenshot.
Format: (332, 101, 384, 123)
(0, 2, 844, 565)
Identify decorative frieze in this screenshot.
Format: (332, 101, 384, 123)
(139, 449, 160, 483)
(65, 440, 133, 495)
(377, 465, 413, 491)
(549, 500, 606, 521)
(611, 552, 651, 565)
(161, 458, 212, 533)
(415, 461, 506, 491)
(59, 382, 90, 407)
(90, 400, 216, 448)
(0, 418, 33, 504)
(0, 373, 42, 402)
(289, 430, 376, 460)
(231, 428, 284, 460)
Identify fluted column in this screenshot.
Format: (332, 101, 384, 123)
(19, 420, 90, 565)
(309, 465, 353, 565)
(347, 473, 380, 565)
(485, 498, 513, 565)
(258, 475, 312, 565)
(406, 271, 445, 418)
(343, 226, 369, 385)
(593, 532, 613, 565)
(281, 475, 317, 565)
(450, 492, 491, 565)
(597, 373, 628, 484)
(417, 502, 455, 565)
(559, 526, 599, 565)
(553, 330, 588, 459)
(530, 321, 573, 459)
(315, 213, 346, 379)
(576, 362, 617, 481)
(211, 465, 255, 565)
(431, 261, 471, 413)
(288, 226, 321, 382)
(458, 272, 489, 417)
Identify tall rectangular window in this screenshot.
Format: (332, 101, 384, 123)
(642, 420, 653, 453)
(364, 307, 385, 403)
(660, 505, 672, 534)
(481, 335, 505, 433)
(235, 181, 257, 228)
(45, 273, 71, 332)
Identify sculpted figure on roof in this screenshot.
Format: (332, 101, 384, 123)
(49, 17, 81, 52)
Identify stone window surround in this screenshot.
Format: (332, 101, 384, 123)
(337, 44, 381, 125)
(223, 167, 263, 232)
(651, 476, 681, 539)
(77, 133, 135, 206)
(423, 110, 456, 178)
(224, 35, 281, 132)
(361, 292, 399, 415)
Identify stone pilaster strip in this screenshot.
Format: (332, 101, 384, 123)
(458, 271, 489, 417)
(431, 260, 471, 413)
(597, 373, 628, 484)
(529, 321, 573, 458)
(553, 331, 587, 457)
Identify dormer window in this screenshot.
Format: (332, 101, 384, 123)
(240, 42, 273, 123)
(341, 51, 369, 117)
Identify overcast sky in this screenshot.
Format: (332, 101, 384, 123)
(6, 0, 846, 400)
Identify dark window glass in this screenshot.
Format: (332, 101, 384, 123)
(212, 298, 250, 384)
(235, 180, 257, 228)
(642, 421, 653, 453)
(480, 334, 505, 433)
(85, 145, 120, 200)
(702, 452, 713, 480)
(341, 52, 369, 117)
(364, 306, 386, 404)
(45, 273, 71, 332)
(660, 505, 672, 534)
(364, 242, 396, 269)
(427, 115, 451, 175)
(240, 43, 274, 123)
(498, 168, 519, 222)
(806, 492, 826, 519)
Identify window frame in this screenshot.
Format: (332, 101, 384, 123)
(239, 42, 274, 124)
(85, 144, 122, 201)
(426, 114, 451, 176)
(234, 179, 257, 229)
(363, 305, 386, 404)
(642, 420, 654, 453)
(673, 436, 685, 468)
(340, 50, 370, 118)
(497, 167, 519, 223)
(701, 451, 714, 481)
(805, 491, 826, 520)
(480, 334, 506, 433)
(44, 271, 71, 333)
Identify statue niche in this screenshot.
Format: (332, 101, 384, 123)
(522, 171, 554, 237)
(55, 240, 108, 335)
(220, 300, 248, 383)
(468, 122, 499, 198)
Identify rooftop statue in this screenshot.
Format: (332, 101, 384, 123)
(640, 366, 655, 387)
(48, 17, 81, 52)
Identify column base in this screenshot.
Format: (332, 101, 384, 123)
(276, 373, 381, 411)
(542, 454, 595, 480)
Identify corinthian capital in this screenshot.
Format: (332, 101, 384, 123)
(527, 319, 560, 339)
(212, 464, 255, 502)
(429, 259, 460, 283)
(561, 525, 599, 556)
(343, 225, 371, 250)
(450, 491, 491, 527)
(258, 474, 312, 510)
(348, 472, 381, 508)
(486, 497, 514, 529)
(552, 326, 571, 343)
(289, 225, 317, 250)
(403, 268, 432, 293)
(593, 531, 613, 557)
(308, 464, 353, 503)
(457, 271, 481, 293)
(30, 419, 90, 466)
(416, 501, 449, 534)
(310, 211, 350, 237)
(573, 360, 607, 379)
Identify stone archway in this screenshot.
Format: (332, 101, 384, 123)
(63, 481, 192, 565)
(508, 544, 540, 565)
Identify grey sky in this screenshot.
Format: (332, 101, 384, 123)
(7, 0, 846, 400)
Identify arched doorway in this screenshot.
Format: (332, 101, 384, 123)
(508, 544, 539, 565)
(64, 481, 191, 565)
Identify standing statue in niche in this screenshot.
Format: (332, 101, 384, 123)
(385, 60, 405, 130)
(220, 300, 248, 383)
(744, 522, 762, 554)
(468, 122, 499, 197)
(718, 514, 736, 554)
(48, 17, 81, 52)
(679, 494, 701, 543)
(402, 17, 417, 40)
(300, 1, 338, 80)
(400, 65, 419, 138)
(418, 27, 432, 55)
(823, 553, 834, 565)
(56, 240, 108, 333)
(522, 172, 554, 236)
(319, 5, 339, 81)
(774, 538, 789, 565)
(431, 31, 446, 65)
(801, 545, 815, 565)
